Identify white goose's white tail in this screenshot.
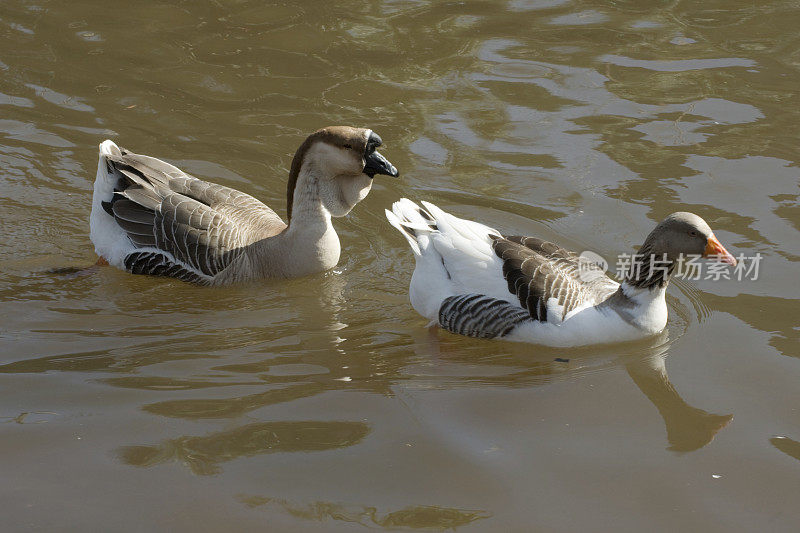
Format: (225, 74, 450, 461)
(89, 140, 132, 267)
(385, 198, 508, 321)
(384, 198, 439, 256)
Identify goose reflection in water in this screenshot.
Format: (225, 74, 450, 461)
(622, 335, 732, 453)
(119, 420, 369, 476)
(770, 436, 800, 463)
(114, 272, 358, 421)
(115, 272, 376, 475)
(412, 326, 732, 453)
(238, 496, 491, 530)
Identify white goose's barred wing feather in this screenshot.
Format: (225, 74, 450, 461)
(438, 293, 531, 338)
(436, 237, 619, 340)
(103, 149, 284, 284)
(492, 235, 618, 322)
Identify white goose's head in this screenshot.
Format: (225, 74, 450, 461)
(625, 211, 738, 289)
(287, 126, 399, 221)
(643, 212, 736, 265)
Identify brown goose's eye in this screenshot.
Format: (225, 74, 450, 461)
(343, 144, 353, 150)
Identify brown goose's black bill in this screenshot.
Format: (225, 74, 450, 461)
(364, 150, 399, 178)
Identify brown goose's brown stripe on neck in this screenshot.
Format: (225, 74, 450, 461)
(286, 131, 319, 224)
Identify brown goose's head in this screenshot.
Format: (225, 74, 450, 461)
(643, 212, 737, 266)
(287, 126, 399, 221)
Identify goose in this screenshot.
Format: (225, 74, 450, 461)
(386, 199, 737, 346)
(90, 126, 399, 285)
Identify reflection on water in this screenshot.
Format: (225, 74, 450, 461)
(0, 411, 57, 424)
(770, 436, 800, 463)
(119, 421, 370, 476)
(1, 0, 799, 529)
(239, 496, 491, 530)
(141, 382, 329, 419)
(408, 314, 731, 451)
(624, 345, 732, 452)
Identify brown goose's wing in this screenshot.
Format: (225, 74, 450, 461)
(492, 235, 619, 322)
(102, 149, 285, 283)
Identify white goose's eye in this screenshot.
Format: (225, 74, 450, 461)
(689, 230, 698, 237)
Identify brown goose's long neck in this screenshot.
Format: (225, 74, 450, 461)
(623, 238, 675, 290)
(268, 162, 339, 276)
(251, 178, 339, 278)
(286, 167, 330, 231)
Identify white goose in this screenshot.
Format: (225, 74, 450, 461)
(90, 126, 398, 285)
(386, 199, 737, 347)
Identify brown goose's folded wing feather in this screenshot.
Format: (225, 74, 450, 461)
(103, 150, 285, 282)
(492, 235, 618, 322)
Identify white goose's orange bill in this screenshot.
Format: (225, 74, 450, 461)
(704, 233, 737, 266)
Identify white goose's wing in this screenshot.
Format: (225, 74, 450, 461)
(491, 235, 619, 322)
(436, 236, 619, 339)
(100, 148, 285, 284)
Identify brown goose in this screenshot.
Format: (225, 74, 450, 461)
(386, 199, 736, 346)
(90, 127, 398, 285)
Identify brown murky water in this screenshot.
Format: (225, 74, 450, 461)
(1, 0, 799, 531)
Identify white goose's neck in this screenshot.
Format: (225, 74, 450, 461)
(256, 166, 340, 278)
(619, 282, 667, 304)
(614, 282, 669, 334)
